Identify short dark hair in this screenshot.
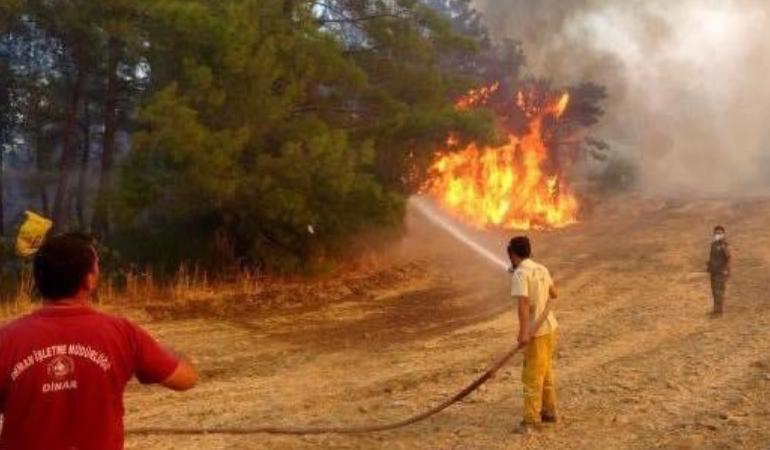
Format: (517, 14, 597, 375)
(507, 236, 532, 259)
(34, 233, 97, 300)
(714, 225, 725, 233)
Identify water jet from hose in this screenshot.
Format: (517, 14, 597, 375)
(410, 196, 509, 271)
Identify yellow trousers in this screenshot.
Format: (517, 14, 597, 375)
(522, 330, 558, 424)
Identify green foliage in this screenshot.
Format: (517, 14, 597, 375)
(112, 0, 488, 271)
(117, 84, 246, 220)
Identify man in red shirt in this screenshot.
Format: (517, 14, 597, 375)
(0, 233, 198, 449)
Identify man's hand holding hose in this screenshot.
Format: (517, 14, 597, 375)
(517, 299, 555, 348)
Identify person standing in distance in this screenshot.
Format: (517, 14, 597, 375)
(0, 233, 198, 450)
(707, 225, 732, 317)
(508, 236, 559, 433)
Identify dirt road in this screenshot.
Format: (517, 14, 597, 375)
(121, 198, 770, 450)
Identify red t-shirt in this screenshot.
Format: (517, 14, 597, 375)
(0, 304, 180, 450)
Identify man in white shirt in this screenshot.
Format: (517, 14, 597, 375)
(509, 236, 559, 431)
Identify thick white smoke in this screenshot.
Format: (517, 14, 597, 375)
(474, 0, 770, 195)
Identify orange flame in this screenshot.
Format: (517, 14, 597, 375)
(456, 82, 499, 110)
(423, 89, 579, 230)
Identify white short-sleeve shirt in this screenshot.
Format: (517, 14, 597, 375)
(511, 258, 557, 337)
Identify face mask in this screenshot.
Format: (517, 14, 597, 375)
(714, 233, 725, 242)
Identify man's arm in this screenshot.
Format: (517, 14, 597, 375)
(161, 357, 198, 392)
(549, 283, 559, 300)
(516, 296, 531, 346)
(724, 245, 732, 277)
(131, 322, 199, 391)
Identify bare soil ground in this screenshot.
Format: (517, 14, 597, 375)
(97, 198, 770, 449)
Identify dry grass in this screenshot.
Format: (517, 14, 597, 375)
(0, 248, 390, 321)
(0, 264, 266, 319)
(0, 268, 36, 318)
(102, 264, 266, 308)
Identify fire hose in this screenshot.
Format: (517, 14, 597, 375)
(129, 301, 554, 436)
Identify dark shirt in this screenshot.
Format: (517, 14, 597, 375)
(708, 239, 730, 274)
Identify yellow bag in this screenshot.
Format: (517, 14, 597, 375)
(15, 211, 53, 258)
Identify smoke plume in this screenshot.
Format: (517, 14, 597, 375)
(474, 0, 770, 196)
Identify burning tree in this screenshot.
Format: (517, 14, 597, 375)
(414, 0, 610, 231)
(423, 79, 608, 230)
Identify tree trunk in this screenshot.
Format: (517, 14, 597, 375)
(40, 191, 49, 217)
(0, 65, 8, 236)
(283, 0, 295, 16)
(35, 131, 50, 217)
(51, 50, 86, 232)
(0, 137, 5, 237)
(76, 99, 91, 229)
(0, 23, 8, 237)
(92, 37, 120, 238)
